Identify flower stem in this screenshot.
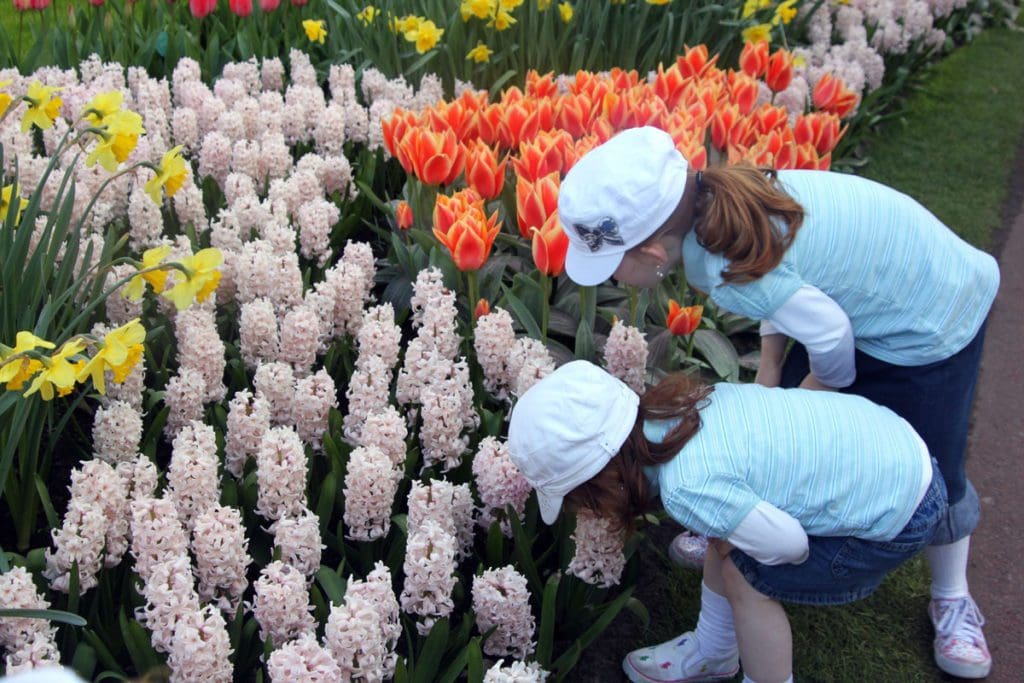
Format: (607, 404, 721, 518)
(539, 272, 550, 341)
(466, 269, 480, 324)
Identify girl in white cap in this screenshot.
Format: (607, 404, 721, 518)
(508, 360, 946, 683)
(556, 126, 997, 678)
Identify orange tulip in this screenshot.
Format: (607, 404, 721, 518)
(751, 103, 789, 135)
(381, 109, 419, 172)
(667, 301, 702, 336)
(497, 99, 541, 150)
(425, 99, 475, 141)
(401, 127, 466, 186)
(434, 188, 482, 238)
(711, 103, 741, 151)
(512, 130, 568, 183)
(531, 212, 569, 276)
(526, 69, 559, 98)
(602, 90, 635, 131)
(516, 171, 560, 239)
(653, 63, 688, 111)
(395, 200, 413, 229)
(474, 103, 504, 146)
(739, 41, 769, 79)
(433, 197, 501, 272)
(727, 70, 760, 116)
(555, 92, 595, 139)
(474, 298, 491, 321)
(765, 49, 794, 93)
(793, 142, 831, 170)
(812, 73, 858, 119)
(793, 112, 844, 155)
(464, 140, 507, 200)
(676, 45, 716, 80)
(610, 67, 640, 90)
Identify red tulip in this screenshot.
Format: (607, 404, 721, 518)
(88, 0, 103, 5)
(474, 299, 491, 321)
(259, 0, 279, 10)
(515, 172, 560, 239)
(395, 200, 413, 230)
(751, 103, 789, 135)
(189, 0, 217, 18)
(229, 0, 251, 16)
(531, 212, 569, 277)
(554, 93, 594, 139)
(30, 0, 50, 8)
(497, 99, 541, 150)
(765, 49, 794, 93)
(13, 0, 33, 10)
(727, 70, 759, 116)
(739, 41, 769, 79)
(667, 301, 702, 336)
(653, 63, 688, 111)
(464, 140, 507, 200)
(813, 73, 858, 119)
(711, 104, 741, 151)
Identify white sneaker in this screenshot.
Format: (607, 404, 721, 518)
(668, 532, 708, 571)
(929, 596, 992, 679)
(623, 631, 739, 683)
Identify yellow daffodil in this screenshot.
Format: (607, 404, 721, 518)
(741, 0, 758, 17)
(489, 9, 517, 30)
(145, 146, 190, 206)
(793, 54, 807, 68)
(75, 319, 146, 394)
(392, 15, 421, 34)
(83, 90, 123, 127)
(303, 19, 328, 44)
(1, 183, 29, 225)
(0, 332, 55, 390)
(559, 1, 573, 22)
(742, 23, 773, 44)
(0, 79, 13, 117)
(460, 0, 491, 20)
(125, 245, 172, 300)
(466, 41, 493, 63)
(24, 338, 86, 400)
(499, 0, 525, 9)
(407, 19, 444, 54)
(163, 247, 223, 311)
(538, 0, 552, 9)
(20, 81, 63, 133)
(646, 0, 671, 5)
(772, 0, 798, 25)
(86, 109, 145, 173)
(356, 5, 379, 25)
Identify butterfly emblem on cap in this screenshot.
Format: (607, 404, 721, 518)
(573, 218, 624, 253)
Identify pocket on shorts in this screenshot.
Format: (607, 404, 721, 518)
(831, 537, 924, 579)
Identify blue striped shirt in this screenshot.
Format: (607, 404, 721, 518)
(682, 170, 999, 365)
(645, 383, 928, 541)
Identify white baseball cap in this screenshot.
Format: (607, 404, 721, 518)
(507, 360, 640, 524)
(558, 126, 689, 286)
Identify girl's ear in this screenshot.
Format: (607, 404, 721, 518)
(634, 239, 670, 266)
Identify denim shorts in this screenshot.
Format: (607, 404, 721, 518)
(729, 460, 948, 606)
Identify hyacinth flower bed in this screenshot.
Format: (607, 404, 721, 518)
(0, 0, 1016, 679)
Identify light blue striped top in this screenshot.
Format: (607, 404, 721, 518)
(644, 383, 928, 541)
(682, 170, 999, 365)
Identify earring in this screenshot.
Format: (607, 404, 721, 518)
(655, 265, 667, 279)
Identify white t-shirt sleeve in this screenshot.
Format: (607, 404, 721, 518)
(763, 284, 857, 387)
(726, 500, 809, 565)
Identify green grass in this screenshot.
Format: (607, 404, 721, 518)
(860, 24, 1024, 249)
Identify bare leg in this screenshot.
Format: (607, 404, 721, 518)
(720, 554, 793, 683)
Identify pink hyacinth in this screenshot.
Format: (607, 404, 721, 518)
(2, 631, 60, 675)
(320, 154, 354, 198)
(484, 659, 550, 682)
(509, 337, 555, 398)
(191, 504, 251, 612)
(175, 306, 227, 403)
(358, 406, 408, 468)
(254, 360, 296, 426)
(324, 587, 392, 680)
(44, 500, 107, 594)
(343, 355, 392, 444)
(313, 104, 347, 156)
(255, 426, 308, 521)
(472, 437, 532, 536)
(419, 378, 471, 472)
(267, 632, 342, 681)
(253, 560, 316, 646)
(198, 131, 232, 186)
(356, 303, 402, 372)
(92, 399, 143, 464)
(341, 241, 377, 298)
(400, 519, 458, 635)
(167, 605, 234, 683)
(69, 459, 130, 568)
(473, 566, 536, 659)
(117, 454, 159, 502)
(137, 554, 201, 654)
(164, 367, 207, 438)
(322, 261, 369, 339)
(278, 304, 323, 375)
(128, 183, 165, 250)
(225, 389, 271, 478)
(346, 562, 401, 662)
(104, 264, 143, 325)
(603, 320, 648, 395)
(130, 497, 190, 583)
(0, 568, 58, 657)
(269, 509, 324, 580)
(343, 446, 401, 541)
(240, 298, 279, 369)
(567, 509, 627, 588)
(292, 369, 338, 450)
(168, 421, 221, 532)
(473, 307, 517, 400)
(296, 198, 340, 267)
(407, 480, 475, 561)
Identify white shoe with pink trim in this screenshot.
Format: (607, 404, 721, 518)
(928, 596, 992, 679)
(622, 631, 739, 683)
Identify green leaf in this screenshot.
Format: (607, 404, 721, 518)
(413, 618, 450, 683)
(467, 638, 484, 683)
(0, 608, 86, 626)
(552, 587, 635, 675)
(34, 474, 59, 529)
(692, 329, 740, 381)
(574, 317, 594, 361)
(625, 596, 650, 630)
(508, 511, 543, 598)
(536, 572, 561, 668)
(316, 567, 348, 606)
(119, 609, 159, 674)
(501, 288, 543, 339)
(71, 641, 98, 680)
(315, 471, 337, 536)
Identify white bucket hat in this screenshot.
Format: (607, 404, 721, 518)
(507, 360, 640, 524)
(558, 126, 689, 286)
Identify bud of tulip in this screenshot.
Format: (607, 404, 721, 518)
(515, 172, 560, 239)
(666, 301, 702, 336)
(739, 41, 769, 79)
(13, 0, 33, 10)
(259, 0, 280, 10)
(189, 0, 217, 18)
(812, 74, 858, 119)
(88, 0, 104, 6)
(474, 299, 491, 321)
(395, 201, 413, 230)
(433, 203, 501, 272)
(30, 0, 51, 8)
(464, 140, 507, 200)
(765, 49, 794, 93)
(401, 127, 466, 187)
(229, 0, 252, 16)
(531, 212, 569, 277)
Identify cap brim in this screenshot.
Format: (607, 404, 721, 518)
(536, 490, 565, 525)
(564, 246, 622, 287)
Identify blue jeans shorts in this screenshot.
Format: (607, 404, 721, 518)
(729, 460, 948, 606)
(780, 322, 987, 545)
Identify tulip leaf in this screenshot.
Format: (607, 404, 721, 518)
(692, 328, 740, 381)
(501, 288, 543, 340)
(574, 318, 594, 361)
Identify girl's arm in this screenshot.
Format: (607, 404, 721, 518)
(725, 501, 809, 565)
(755, 330, 787, 387)
(764, 284, 856, 389)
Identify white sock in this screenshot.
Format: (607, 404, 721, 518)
(925, 536, 971, 600)
(695, 581, 738, 658)
(743, 677, 793, 683)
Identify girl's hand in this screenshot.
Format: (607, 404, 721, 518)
(799, 373, 837, 392)
(756, 333, 786, 387)
(708, 538, 735, 558)
(755, 363, 781, 388)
